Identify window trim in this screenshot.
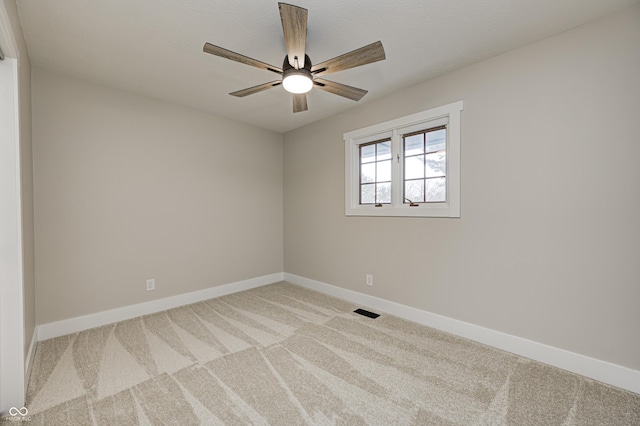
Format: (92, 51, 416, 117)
(344, 101, 463, 217)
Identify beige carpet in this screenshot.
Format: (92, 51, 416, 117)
(6, 281, 639, 425)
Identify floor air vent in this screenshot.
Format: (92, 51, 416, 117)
(354, 308, 380, 319)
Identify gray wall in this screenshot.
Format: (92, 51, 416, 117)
(283, 6, 640, 370)
(32, 69, 283, 324)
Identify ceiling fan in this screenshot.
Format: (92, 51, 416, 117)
(203, 2, 386, 113)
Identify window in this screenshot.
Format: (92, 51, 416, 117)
(403, 127, 447, 204)
(360, 139, 392, 205)
(345, 101, 463, 217)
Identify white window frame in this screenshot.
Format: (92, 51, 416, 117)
(345, 100, 463, 217)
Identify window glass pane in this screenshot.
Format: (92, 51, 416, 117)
(405, 155, 425, 179)
(425, 152, 446, 178)
(404, 134, 424, 156)
(426, 129, 446, 152)
(425, 177, 446, 202)
(405, 180, 424, 203)
(376, 182, 391, 204)
(377, 141, 391, 161)
(361, 144, 376, 163)
(377, 160, 391, 182)
(361, 184, 375, 204)
(361, 162, 375, 183)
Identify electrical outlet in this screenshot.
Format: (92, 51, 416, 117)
(366, 274, 373, 286)
(146, 279, 155, 291)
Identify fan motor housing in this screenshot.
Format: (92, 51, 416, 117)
(283, 54, 312, 77)
(282, 54, 313, 94)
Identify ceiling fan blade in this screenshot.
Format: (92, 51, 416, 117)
(292, 93, 308, 113)
(230, 81, 282, 97)
(311, 41, 385, 76)
(203, 43, 282, 74)
(278, 3, 308, 68)
(314, 78, 368, 101)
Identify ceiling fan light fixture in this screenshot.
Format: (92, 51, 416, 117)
(282, 70, 313, 94)
(203, 3, 386, 113)
(282, 54, 313, 94)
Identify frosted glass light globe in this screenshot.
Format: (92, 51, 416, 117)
(282, 73, 313, 94)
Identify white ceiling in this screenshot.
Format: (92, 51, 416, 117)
(17, 0, 639, 133)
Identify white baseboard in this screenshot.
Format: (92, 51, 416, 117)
(37, 273, 284, 341)
(284, 273, 640, 395)
(34, 271, 639, 394)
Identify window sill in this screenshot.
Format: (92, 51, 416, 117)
(346, 203, 459, 218)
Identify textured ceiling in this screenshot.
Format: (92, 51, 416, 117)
(16, 0, 639, 133)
